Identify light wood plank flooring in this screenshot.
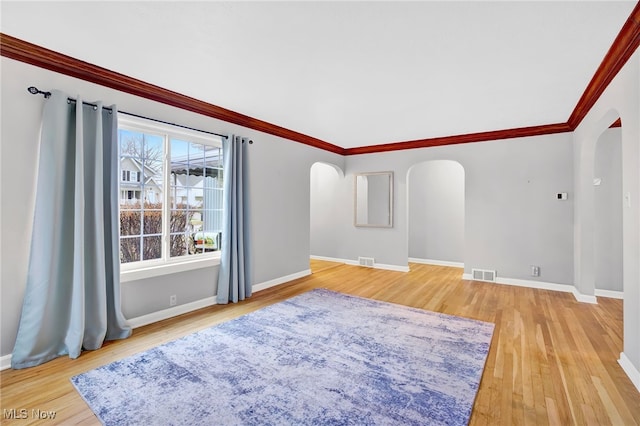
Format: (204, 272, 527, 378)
(1, 261, 638, 425)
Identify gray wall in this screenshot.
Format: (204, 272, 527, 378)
(408, 160, 464, 263)
(121, 268, 217, 319)
(0, 57, 343, 358)
(573, 50, 639, 374)
(310, 133, 574, 283)
(310, 163, 348, 257)
(594, 128, 623, 292)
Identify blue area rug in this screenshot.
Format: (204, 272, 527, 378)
(71, 289, 494, 425)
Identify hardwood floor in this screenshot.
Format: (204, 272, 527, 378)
(1, 261, 638, 425)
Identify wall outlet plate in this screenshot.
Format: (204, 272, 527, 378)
(531, 265, 540, 277)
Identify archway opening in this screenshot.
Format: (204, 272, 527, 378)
(407, 160, 465, 267)
(594, 117, 623, 297)
(309, 162, 345, 272)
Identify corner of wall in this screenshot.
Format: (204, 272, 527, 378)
(619, 352, 640, 393)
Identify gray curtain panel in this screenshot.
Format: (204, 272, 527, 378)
(11, 91, 131, 369)
(217, 135, 251, 304)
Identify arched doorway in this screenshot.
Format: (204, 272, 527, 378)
(407, 160, 465, 267)
(594, 118, 623, 298)
(309, 162, 345, 271)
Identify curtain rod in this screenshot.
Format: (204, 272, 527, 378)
(27, 86, 229, 139)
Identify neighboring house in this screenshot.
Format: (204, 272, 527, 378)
(120, 148, 224, 209)
(119, 157, 162, 205)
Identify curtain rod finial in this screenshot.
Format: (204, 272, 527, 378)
(27, 86, 51, 98)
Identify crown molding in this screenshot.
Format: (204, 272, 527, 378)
(567, 1, 640, 130)
(2, 1, 639, 156)
(610, 118, 622, 128)
(0, 33, 345, 156)
(344, 123, 572, 155)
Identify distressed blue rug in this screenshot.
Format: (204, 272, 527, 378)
(71, 289, 494, 425)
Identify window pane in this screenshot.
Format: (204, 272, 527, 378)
(118, 132, 164, 206)
(170, 139, 190, 177)
(170, 234, 188, 257)
(142, 134, 164, 208)
(202, 208, 222, 234)
(143, 209, 163, 234)
(170, 210, 188, 233)
(119, 130, 143, 159)
(142, 236, 162, 261)
(170, 186, 189, 207)
(120, 237, 141, 264)
(170, 208, 209, 258)
(193, 231, 219, 252)
(189, 142, 205, 176)
(120, 211, 141, 236)
(119, 128, 165, 264)
(188, 187, 204, 209)
(204, 145, 223, 170)
(143, 135, 163, 164)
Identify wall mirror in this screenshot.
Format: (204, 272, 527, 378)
(354, 172, 393, 227)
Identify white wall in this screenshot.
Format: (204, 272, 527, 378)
(0, 57, 344, 359)
(594, 128, 623, 292)
(573, 50, 640, 385)
(408, 160, 464, 264)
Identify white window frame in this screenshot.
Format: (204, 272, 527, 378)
(117, 115, 224, 282)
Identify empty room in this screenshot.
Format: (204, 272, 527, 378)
(1, 1, 640, 425)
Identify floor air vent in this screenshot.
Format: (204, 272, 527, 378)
(358, 257, 375, 267)
(471, 268, 497, 282)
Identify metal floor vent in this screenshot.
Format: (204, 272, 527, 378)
(471, 268, 497, 282)
(358, 257, 375, 267)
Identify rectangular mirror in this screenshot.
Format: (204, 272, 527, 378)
(354, 172, 393, 227)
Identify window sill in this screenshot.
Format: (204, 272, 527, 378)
(120, 256, 221, 283)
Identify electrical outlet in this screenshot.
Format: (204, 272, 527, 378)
(531, 266, 540, 277)
(169, 295, 177, 307)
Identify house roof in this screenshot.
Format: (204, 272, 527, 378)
(1, 1, 638, 152)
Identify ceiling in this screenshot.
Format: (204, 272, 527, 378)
(1, 1, 637, 149)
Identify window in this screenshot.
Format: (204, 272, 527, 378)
(118, 115, 223, 275)
(121, 170, 140, 182)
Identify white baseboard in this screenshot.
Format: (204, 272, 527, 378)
(1, 354, 11, 371)
(252, 269, 311, 293)
(310, 255, 409, 272)
(130, 269, 312, 328)
(0, 270, 313, 371)
(310, 255, 347, 263)
(595, 289, 624, 299)
(462, 273, 597, 304)
(619, 352, 640, 393)
(573, 290, 598, 304)
(375, 263, 411, 272)
(0, 303, 222, 370)
(127, 296, 217, 329)
(409, 257, 464, 268)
